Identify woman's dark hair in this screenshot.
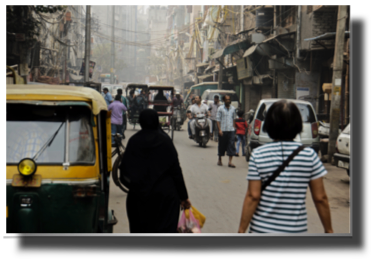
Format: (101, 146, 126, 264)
(115, 94, 121, 101)
(262, 100, 302, 140)
(117, 88, 123, 94)
(103, 88, 109, 92)
(237, 110, 244, 117)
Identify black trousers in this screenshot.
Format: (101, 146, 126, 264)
(218, 131, 236, 156)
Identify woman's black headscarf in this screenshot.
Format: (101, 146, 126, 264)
(139, 109, 159, 130)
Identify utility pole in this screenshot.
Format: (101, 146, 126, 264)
(111, 6, 115, 84)
(327, 5, 348, 163)
(218, 55, 223, 89)
(84, 5, 91, 82)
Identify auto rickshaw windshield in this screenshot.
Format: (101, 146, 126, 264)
(6, 104, 96, 164)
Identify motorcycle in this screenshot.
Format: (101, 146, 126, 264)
(193, 113, 210, 147)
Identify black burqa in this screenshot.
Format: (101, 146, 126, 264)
(119, 109, 188, 233)
(153, 90, 168, 113)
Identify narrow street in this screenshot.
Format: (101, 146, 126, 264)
(110, 121, 350, 234)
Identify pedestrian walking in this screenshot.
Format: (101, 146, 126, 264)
(119, 109, 191, 233)
(208, 95, 221, 142)
(117, 89, 128, 138)
(234, 110, 248, 156)
(238, 100, 333, 233)
(216, 95, 236, 168)
(108, 94, 127, 145)
(103, 87, 113, 106)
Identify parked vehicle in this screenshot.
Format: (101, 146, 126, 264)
(334, 123, 351, 176)
(183, 82, 235, 109)
(6, 85, 117, 233)
(201, 89, 241, 109)
(192, 113, 210, 147)
(245, 99, 320, 162)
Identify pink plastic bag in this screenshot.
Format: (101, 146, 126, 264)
(177, 209, 201, 233)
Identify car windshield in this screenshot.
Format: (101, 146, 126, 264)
(208, 92, 239, 101)
(256, 101, 317, 123)
(6, 105, 95, 164)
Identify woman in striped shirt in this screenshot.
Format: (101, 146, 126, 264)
(238, 100, 333, 233)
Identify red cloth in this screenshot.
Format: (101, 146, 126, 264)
(235, 118, 248, 135)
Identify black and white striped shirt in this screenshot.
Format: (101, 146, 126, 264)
(246, 141, 327, 233)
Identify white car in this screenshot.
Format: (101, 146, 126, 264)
(201, 89, 240, 110)
(334, 123, 350, 176)
(245, 99, 320, 161)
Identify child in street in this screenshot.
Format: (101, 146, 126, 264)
(234, 110, 248, 157)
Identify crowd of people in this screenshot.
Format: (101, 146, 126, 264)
(106, 88, 333, 234)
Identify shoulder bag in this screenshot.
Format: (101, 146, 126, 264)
(261, 145, 305, 191)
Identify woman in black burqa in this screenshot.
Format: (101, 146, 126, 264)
(119, 109, 191, 233)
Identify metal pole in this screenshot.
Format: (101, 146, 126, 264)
(218, 56, 223, 89)
(327, 6, 348, 163)
(111, 6, 115, 84)
(84, 5, 91, 82)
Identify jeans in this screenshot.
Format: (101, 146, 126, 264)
(236, 134, 246, 155)
(111, 124, 123, 144)
(211, 120, 219, 140)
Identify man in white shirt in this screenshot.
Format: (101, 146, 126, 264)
(189, 95, 213, 139)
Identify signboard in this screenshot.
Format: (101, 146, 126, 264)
(296, 87, 310, 100)
(79, 60, 96, 78)
(236, 57, 253, 80)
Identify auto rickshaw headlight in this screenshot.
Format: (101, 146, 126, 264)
(18, 158, 37, 177)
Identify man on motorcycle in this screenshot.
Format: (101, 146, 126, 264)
(189, 95, 213, 139)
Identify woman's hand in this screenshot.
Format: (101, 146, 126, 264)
(181, 199, 191, 210)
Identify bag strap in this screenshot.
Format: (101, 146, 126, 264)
(261, 145, 305, 191)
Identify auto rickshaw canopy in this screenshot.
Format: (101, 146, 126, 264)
(6, 85, 108, 115)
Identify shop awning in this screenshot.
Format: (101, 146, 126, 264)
(243, 33, 294, 58)
(196, 62, 209, 67)
(198, 74, 214, 80)
(304, 31, 350, 41)
(210, 39, 250, 59)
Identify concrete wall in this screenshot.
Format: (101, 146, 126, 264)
(244, 84, 261, 112)
(295, 71, 320, 112)
(277, 70, 296, 99)
(301, 6, 338, 50)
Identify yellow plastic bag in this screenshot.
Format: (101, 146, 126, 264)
(185, 206, 206, 228)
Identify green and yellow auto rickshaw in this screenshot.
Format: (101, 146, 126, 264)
(6, 84, 117, 233)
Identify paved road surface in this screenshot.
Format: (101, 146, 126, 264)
(110, 121, 350, 234)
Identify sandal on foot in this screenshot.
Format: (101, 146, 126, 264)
(217, 161, 222, 166)
(228, 164, 236, 168)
